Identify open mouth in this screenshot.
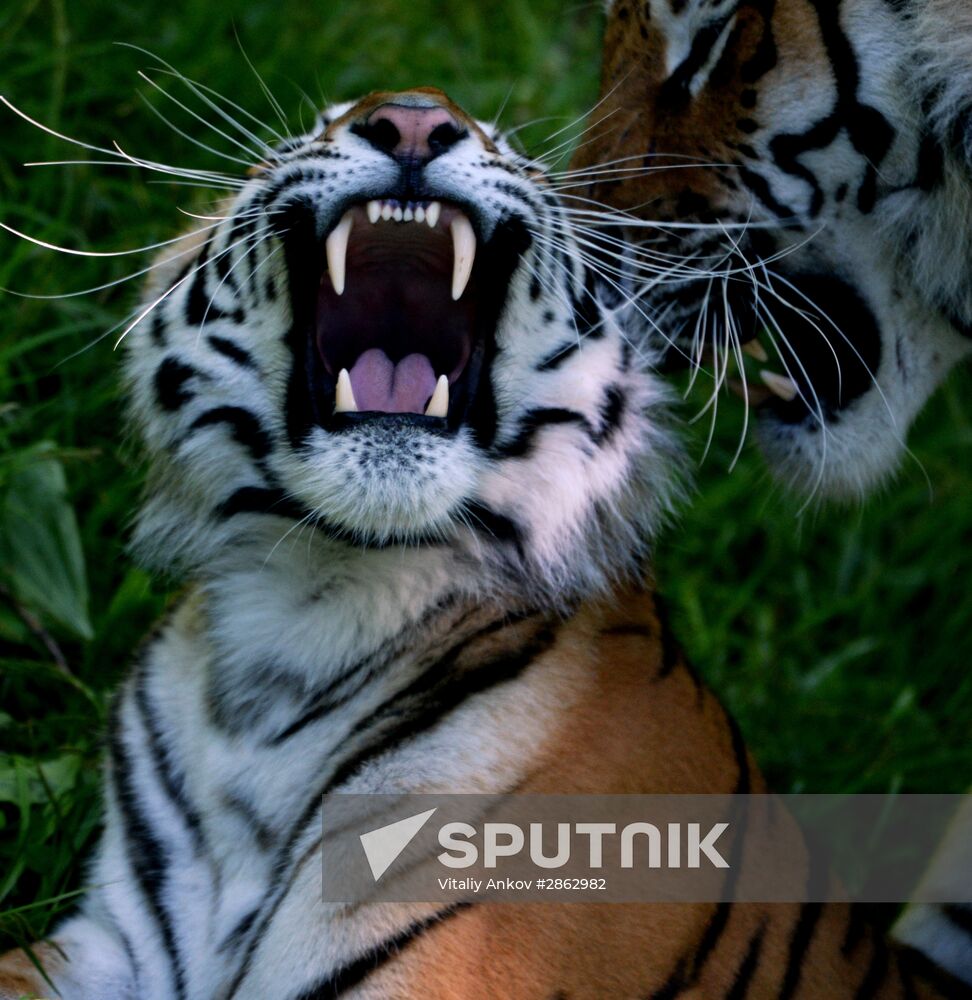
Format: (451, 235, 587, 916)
(284, 195, 526, 440)
(659, 272, 882, 424)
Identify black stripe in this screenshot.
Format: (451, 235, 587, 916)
(495, 407, 590, 457)
(597, 385, 626, 446)
(650, 960, 689, 1000)
(154, 357, 202, 412)
(189, 406, 272, 462)
(185, 237, 244, 327)
(601, 624, 655, 639)
(132, 662, 205, 852)
(854, 934, 890, 1000)
(659, 9, 735, 103)
(654, 598, 683, 681)
(725, 922, 766, 1000)
(536, 339, 582, 371)
(269, 597, 472, 746)
(290, 903, 470, 999)
(463, 501, 525, 554)
(841, 903, 871, 956)
(494, 387, 626, 459)
(207, 335, 255, 369)
(778, 903, 824, 999)
(944, 903, 972, 937)
(108, 694, 187, 1000)
(216, 486, 309, 521)
(322, 619, 555, 797)
(736, 165, 794, 220)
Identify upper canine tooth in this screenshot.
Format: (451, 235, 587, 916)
(759, 369, 799, 402)
(424, 374, 449, 418)
(743, 339, 769, 362)
(335, 368, 358, 413)
(367, 201, 381, 224)
(325, 211, 353, 296)
(426, 201, 441, 228)
(450, 214, 476, 301)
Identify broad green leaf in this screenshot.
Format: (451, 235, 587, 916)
(0, 445, 92, 640)
(0, 753, 83, 807)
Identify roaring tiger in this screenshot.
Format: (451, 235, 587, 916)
(571, 0, 972, 498)
(0, 87, 968, 999)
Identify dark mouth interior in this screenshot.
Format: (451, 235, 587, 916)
(661, 271, 882, 424)
(316, 205, 476, 415)
(282, 195, 529, 444)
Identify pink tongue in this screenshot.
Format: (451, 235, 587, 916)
(348, 349, 438, 413)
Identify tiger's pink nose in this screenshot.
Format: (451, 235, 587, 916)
(362, 103, 465, 164)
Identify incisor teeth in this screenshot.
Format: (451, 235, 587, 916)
(381, 203, 394, 221)
(415, 205, 426, 224)
(424, 374, 449, 418)
(325, 211, 354, 296)
(367, 201, 381, 224)
(426, 201, 441, 228)
(334, 369, 358, 413)
(393, 205, 404, 222)
(450, 214, 476, 300)
(742, 339, 769, 362)
(403, 206, 414, 222)
(759, 370, 799, 402)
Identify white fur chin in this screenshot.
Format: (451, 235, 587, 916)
(281, 424, 482, 543)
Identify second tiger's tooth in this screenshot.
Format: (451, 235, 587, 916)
(450, 214, 476, 301)
(424, 374, 449, 418)
(743, 339, 769, 362)
(334, 369, 358, 413)
(325, 211, 354, 296)
(759, 370, 799, 402)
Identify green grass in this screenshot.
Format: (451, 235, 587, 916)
(0, 0, 969, 951)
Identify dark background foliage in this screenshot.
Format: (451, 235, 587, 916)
(0, 0, 969, 949)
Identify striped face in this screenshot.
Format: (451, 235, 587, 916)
(127, 88, 676, 596)
(575, 0, 972, 498)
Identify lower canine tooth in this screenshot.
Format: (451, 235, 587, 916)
(759, 370, 799, 402)
(325, 211, 353, 296)
(424, 374, 449, 417)
(742, 339, 769, 362)
(334, 369, 358, 413)
(450, 214, 476, 301)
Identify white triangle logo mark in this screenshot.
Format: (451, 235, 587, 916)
(359, 807, 437, 882)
